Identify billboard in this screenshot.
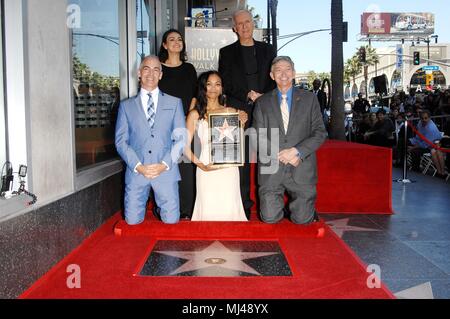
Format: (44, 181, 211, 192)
(361, 12, 435, 36)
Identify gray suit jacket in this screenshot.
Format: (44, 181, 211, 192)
(115, 91, 186, 186)
(252, 87, 327, 186)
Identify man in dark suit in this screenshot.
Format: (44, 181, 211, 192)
(353, 93, 371, 115)
(218, 9, 276, 218)
(253, 56, 327, 225)
(311, 79, 327, 114)
(311, 79, 329, 130)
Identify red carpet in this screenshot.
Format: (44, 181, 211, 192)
(251, 140, 393, 214)
(21, 212, 394, 299)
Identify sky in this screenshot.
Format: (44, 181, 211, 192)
(73, 0, 450, 76)
(247, 0, 450, 73)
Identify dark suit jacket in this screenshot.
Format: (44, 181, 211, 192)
(311, 89, 328, 112)
(252, 87, 327, 186)
(219, 40, 276, 121)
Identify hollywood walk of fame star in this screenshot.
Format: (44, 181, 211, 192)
(214, 118, 237, 142)
(326, 218, 380, 238)
(156, 241, 279, 276)
(395, 282, 434, 299)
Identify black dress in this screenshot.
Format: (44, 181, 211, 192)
(159, 63, 197, 115)
(159, 62, 198, 218)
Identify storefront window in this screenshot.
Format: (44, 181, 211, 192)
(137, 0, 154, 61)
(70, 0, 120, 170)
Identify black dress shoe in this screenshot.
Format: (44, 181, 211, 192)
(180, 214, 191, 220)
(312, 211, 320, 222)
(152, 206, 161, 220)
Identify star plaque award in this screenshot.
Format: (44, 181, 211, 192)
(208, 112, 244, 168)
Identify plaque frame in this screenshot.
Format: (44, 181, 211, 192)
(207, 112, 244, 168)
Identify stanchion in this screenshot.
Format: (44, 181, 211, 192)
(395, 119, 416, 184)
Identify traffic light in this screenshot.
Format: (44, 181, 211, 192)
(426, 73, 433, 86)
(359, 47, 366, 63)
(413, 51, 420, 65)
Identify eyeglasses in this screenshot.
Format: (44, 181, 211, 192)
(421, 117, 429, 120)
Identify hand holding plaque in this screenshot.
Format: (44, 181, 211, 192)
(208, 112, 244, 168)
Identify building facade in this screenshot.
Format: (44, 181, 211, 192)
(345, 43, 450, 101)
(0, 0, 250, 298)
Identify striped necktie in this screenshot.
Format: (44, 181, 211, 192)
(280, 94, 289, 133)
(147, 93, 156, 128)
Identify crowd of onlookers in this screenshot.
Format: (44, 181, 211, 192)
(346, 88, 450, 179)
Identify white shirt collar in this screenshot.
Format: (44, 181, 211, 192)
(140, 87, 160, 115)
(140, 87, 159, 99)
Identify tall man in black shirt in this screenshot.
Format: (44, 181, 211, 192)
(219, 9, 276, 219)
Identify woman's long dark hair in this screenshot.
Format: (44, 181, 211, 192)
(158, 29, 187, 63)
(194, 71, 226, 120)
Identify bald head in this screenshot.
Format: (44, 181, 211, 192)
(139, 55, 161, 71)
(138, 55, 162, 91)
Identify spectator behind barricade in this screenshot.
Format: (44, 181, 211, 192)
(408, 109, 446, 177)
(355, 113, 371, 144)
(369, 112, 378, 128)
(414, 102, 424, 118)
(399, 91, 406, 105)
(405, 107, 414, 120)
(390, 100, 398, 111)
(437, 89, 450, 115)
(405, 89, 416, 108)
(389, 108, 399, 123)
(364, 109, 395, 148)
(392, 96, 405, 113)
(442, 121, 450, 174)
(353, 93, 371, 115)
(394, 112, 414, 167)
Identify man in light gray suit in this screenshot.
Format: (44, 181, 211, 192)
(115, 55, 186, 225)
(252, 56, 327, 225)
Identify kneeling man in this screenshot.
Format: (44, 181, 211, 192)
(253, 56, 327, 224)
(115, 55, 186, 225)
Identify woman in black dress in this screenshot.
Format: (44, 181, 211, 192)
(158, 29, 198, 219)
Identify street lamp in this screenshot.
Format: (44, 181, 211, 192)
(277, 29, 331, 52)
(416, 34, 438, 66)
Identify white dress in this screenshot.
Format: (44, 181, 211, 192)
(191, 119, 247, 221)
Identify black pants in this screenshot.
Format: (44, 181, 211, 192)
(178, 161, 196, 218)
(409, 147, 428, 171)
(239, 135, 254, 219)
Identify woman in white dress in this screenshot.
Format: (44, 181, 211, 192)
(184, 71, 248, 221)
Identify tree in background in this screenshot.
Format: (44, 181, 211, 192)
(307, 71, 331, 89)
(73, 55, 119, 94)
(344, 55, 362, 87)
(357, 45, 380, 97)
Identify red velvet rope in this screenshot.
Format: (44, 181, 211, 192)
(407, 121, 450, 153)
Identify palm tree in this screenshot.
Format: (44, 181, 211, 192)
(344, 56, 362, 86)
(330, 0, 345, 140)
(358, 45, 380, 97)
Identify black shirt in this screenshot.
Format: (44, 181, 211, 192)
(159, 62, 197, 115)
(241, 45, 259, 92)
